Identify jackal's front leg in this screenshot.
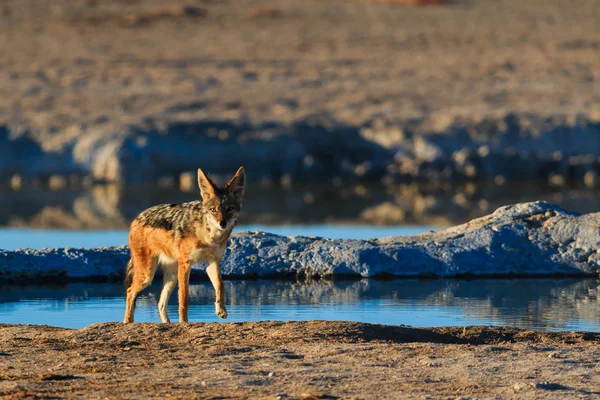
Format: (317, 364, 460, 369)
(177, 258, 192, 323)
(206, 260, 227, 318)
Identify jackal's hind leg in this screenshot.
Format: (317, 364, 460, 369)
(158, 263, 177, 323)
(123, 254, 158, 323)
(207, 261, 227, 319)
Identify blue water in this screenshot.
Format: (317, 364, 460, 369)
(1, 280, 598, 332)
(0, 225, 436, 250)
(1, 226, 598, 332)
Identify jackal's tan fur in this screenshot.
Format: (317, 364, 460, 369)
(123, 167, 245, 323)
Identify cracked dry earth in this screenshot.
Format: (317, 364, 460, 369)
(0, 321, 599, 399)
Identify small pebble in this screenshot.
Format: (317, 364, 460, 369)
(464, 164, 477, 177)
(218, 130, 229, 141)
(303, 192, 315, 204)
(280, 174, 292, 189)
(477, 145, 490, 157)
(548, 173, 566, 187)
(354, 162, 370, 177)
(179, 171, 196, 192)
(453, 149, 470, 165)
(478, 199, 489, 210)
(584, 170, 597, 188)
(453, 192, 469, 207)
(354, 184, 368, 197)
(10, 174, 22, 190)
(303, 155, 315, 168)
(49, 175, 67, 190)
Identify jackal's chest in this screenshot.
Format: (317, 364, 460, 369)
(187, 243, 226, 262)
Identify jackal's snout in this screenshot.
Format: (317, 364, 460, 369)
(216, 213, 233, 230)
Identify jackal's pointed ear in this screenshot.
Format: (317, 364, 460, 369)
(197, 168, 217, 202)
(226, 166, 246, 202)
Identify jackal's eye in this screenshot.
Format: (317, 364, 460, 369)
(209, 207, 217, 213)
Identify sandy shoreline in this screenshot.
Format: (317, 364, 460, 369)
(0, 321, 598, 399)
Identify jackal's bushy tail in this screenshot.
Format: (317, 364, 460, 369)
(124, 258, 134, 288)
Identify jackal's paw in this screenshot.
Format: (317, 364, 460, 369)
(216, 306, 228, 319)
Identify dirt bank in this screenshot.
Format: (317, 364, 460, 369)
(1, 0, 599, 184)
(0, 321, 598, 399)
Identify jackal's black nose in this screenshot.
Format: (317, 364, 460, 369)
(219, 221, 227, 228)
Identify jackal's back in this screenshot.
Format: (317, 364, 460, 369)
(135, 201, 204, 238)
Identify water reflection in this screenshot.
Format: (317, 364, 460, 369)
(1, 182, 599, 229)
(1, 279, 598, 331)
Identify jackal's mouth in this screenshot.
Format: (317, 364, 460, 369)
(209, 217, 233, 231)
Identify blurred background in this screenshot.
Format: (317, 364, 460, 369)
(1, 0, 599, 233)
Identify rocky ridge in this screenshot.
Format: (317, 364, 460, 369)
(1, 202, 598, 282)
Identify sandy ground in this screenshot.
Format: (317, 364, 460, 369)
(0, 321, 599, 399)
(1, 0, 599, 145)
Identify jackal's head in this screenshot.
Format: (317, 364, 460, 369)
(197, 166, 246, 231)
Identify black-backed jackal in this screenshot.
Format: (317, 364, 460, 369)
(123, 167, 245, 323)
